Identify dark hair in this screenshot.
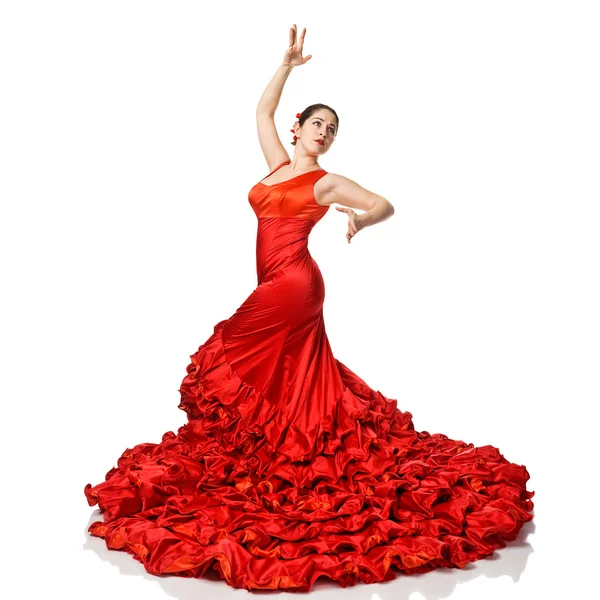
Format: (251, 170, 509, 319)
(291, 104, 339, 146)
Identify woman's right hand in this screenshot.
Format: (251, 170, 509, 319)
(282, 24, 312, 67)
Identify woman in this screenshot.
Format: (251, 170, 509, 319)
(84, 24, 534, 592)
(255, 26, 395, 243)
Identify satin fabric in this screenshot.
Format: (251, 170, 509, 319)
(84, 160, 535, 591)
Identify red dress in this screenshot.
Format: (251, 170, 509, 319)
(84, 160, 535, 591)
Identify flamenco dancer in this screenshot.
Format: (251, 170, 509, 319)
(84, 24, 534, 591)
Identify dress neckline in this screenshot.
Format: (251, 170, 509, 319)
(258, 161, 326, 187)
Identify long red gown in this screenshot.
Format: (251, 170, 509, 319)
(84, 160, 535, 591)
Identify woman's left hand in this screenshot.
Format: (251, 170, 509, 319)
(336, 206, 364, 244)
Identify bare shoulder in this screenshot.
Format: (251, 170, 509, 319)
(314, 172, 384, 211)
(314, 172, 347, 206)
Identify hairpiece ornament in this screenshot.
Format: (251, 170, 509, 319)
(290, 112, 302, 146)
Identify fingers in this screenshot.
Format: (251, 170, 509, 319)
(289, 24, 307, 51)
(347, 225, 356, 243)
(335, 206, 357, 243)
(335, 206, 356, 219)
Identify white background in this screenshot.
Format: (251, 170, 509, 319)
(1, 1, 598, 598)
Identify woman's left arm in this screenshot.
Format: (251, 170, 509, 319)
(320, 173, 395, 243)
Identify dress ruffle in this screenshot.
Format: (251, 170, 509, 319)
(84, 319, 535, 591)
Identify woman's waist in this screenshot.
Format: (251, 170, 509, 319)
(256, 244, 318, 282)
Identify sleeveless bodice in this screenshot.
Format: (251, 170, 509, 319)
(248, 160, 329, 221)
(248, 160, 330, 284)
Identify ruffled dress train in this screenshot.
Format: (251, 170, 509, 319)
(84, 161, 534, 591)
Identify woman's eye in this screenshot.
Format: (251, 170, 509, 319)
(314, 121, 334, 134)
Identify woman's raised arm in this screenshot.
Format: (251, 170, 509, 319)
(256, 25, 312, 170)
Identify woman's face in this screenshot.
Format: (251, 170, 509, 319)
(296, 110, 337, 154)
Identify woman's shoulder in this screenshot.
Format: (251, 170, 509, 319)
(314, 171, 352, 195)
(314, 171, 340, 206)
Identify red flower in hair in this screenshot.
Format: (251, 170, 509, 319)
(291, 112, 303, 146)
